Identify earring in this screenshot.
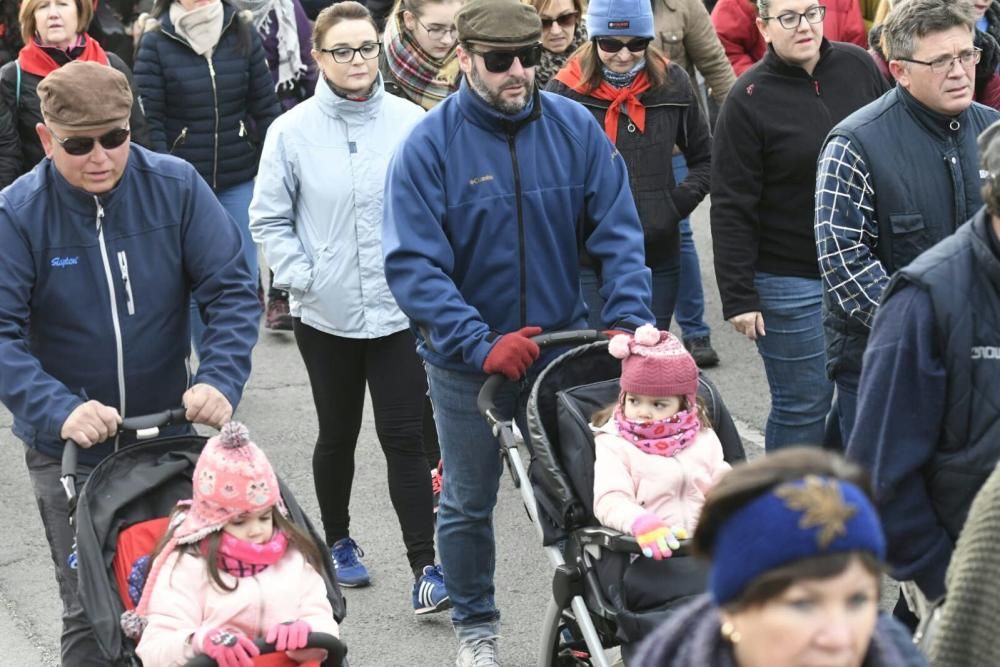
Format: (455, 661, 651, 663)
(720, 621, 742, 645)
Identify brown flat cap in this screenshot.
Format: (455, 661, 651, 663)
(456, 0, 542, 48)
(38, 61, 132, 131)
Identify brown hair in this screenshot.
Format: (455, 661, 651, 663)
(525, 0, 586, 19)
(312, 0, 378, 50)
(393, 0, 464, 20)
(19, 0, 94, 44)
(591, 393, 712, 430)
(149, 506, 326, 594)
(570, 40, 669, 94)
(984, 180, 1000, 218)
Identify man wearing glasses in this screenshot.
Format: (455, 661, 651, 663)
(815, 0, 1000, 448)
(0, 62, 259, 664)
(382, 0, 653, 663)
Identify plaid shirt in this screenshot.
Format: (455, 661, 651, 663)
(814, 135, 890, 329)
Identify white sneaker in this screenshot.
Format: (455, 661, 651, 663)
(456, 637, 500, 667)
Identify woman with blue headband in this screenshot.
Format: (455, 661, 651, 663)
(632, 448, 929, 667)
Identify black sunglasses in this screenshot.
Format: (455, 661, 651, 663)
(467, 44, 543, 73)
(595, 37, 652, 54)
(49, 127, 131, 156)
(540, 11, 579, 30)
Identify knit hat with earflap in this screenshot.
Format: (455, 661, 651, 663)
(609, 324, 699, 406)
(120, 422, 284, 639)
(586, 0, 655, 40)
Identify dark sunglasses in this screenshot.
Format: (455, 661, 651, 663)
(595, 37, 652, 53)
(49, 127, 131, 156)
(541, 11, 580, 30)
(467, 44, 543, 73)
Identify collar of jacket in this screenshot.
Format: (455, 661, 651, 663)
(970, 207, 1000, 291)
(316, 71, 385, 121)
(456, 77, 542, 135)
(761, 38, 832, 78)
(156, 2, 240, 44)
(896, 84, 976, 142)
(47, 149, 133, 216)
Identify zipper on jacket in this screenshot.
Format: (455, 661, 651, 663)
(239, 120, 246, 137)
(169, 127, 188, 153)
(207, 57, 221, 189)
(814, 80, 821, 97)
(506, 134, 528, 327)
(117, 251, 135, 316)
(95, 197, 127, 449)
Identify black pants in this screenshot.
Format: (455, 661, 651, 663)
(293, 321, 435, 575)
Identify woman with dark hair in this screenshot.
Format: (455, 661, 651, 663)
(526, 0, 587, 87)
(634, 448, 929, 667)
(134, 0, 281, 350)
(547, 0, 711, 333)
(381, 0, 462, 109)
(0, 0, 149, 189)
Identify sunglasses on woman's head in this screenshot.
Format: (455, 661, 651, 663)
(49, 127, 131, 156)
(541, 11, 579, 30)
(595, 37, 652, 53)
(467, 44, 543, 73)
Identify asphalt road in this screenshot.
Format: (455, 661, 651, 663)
(0, 198, 773, 666)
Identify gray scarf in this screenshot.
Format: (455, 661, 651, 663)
(170, 0, 224, 56)
(227, 0, 305, 89)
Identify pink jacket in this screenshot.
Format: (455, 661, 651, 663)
(136, 548, 339, 667)
(592, 421, 730, 535)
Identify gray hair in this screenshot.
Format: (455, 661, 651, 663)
(882, 0, 975, 62)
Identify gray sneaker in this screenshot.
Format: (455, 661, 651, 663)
(456, 637, 500, 667)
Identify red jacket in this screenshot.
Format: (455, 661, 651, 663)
(711, 0, 867, 75)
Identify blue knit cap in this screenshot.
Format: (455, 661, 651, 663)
(710, 476, 887, 606)
(586, 0, 655, 39)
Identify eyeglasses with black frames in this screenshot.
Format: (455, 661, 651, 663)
(319, 42, 382, 64)
(48, 127, 131, 156)
(897, 47, 982, 74)
(466, 44, 543, 73)
(761, 5, 826, 30)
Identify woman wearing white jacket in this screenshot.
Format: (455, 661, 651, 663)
(249, 1, 449, 613)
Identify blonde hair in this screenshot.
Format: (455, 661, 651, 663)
(873, 0, 892, 26)
(19, 0, 94, 45)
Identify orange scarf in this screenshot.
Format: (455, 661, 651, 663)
(553, 55, 652, 144)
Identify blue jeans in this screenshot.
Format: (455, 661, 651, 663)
(672, 153, 711, 340)
(191, 179, 257, 353)
(754, 272, 834, 450)
(834, 369, 860, 447)
(581, 255, 679, 330)
(424, 362, 528, 640)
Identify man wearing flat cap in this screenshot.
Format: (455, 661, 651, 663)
(0, 61, 259, 664)
(382, 0, 653, 662)
(846, 119, 1000, 616)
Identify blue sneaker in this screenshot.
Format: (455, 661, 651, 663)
(412, 564, 451, 615)
(331, 537, 370, 588)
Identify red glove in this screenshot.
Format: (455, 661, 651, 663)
(482, 326, 542, 380)
(266, 619, 311, 651)
(198, 627, 260, 667)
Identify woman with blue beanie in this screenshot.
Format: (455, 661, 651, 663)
(632, 448, 929, 667)
(547, 0, 711, 334)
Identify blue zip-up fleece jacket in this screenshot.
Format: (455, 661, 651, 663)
(382, 80, 653, 372)
(0, 146, 260, 465)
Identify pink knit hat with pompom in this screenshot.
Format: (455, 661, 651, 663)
(609, 324, 699, 405)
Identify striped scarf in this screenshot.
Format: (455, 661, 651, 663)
(383, 10, 459, 110)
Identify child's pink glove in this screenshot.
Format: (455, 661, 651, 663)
(198, 626, 260, 667)
(266, 619, 311, 651)
(631, 514, 685, 560)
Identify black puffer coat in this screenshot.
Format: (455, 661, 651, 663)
(133, 3, 280, 191)
(0, 49, 150, 189)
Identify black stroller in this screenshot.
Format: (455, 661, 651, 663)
(60, 409, 348, 666)
(477, 331, 746, 666)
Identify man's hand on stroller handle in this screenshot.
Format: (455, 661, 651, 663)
(482, 326, 542, 381)
(198, 626, 260, 667)
(183, 384, 233, 429)
(631, 513, 686, 560)
(60, 400, 122, 447)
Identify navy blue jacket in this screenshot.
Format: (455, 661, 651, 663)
(383, 81, 653, 371)
(0, 146, 261, 465)
(133, 4, 280, 190)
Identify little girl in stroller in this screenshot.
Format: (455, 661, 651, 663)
(591, 325, 731, 657)
(121, 422, 339, 666)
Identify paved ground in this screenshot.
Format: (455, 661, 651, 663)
(0, 199, 774, 665)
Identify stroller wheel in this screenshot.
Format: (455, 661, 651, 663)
(554, 624, 593, 666)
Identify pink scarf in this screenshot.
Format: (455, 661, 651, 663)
(613, 405, 701, 457)
(202, 530, 289, 578)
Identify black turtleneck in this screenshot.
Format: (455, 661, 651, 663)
(710, 40, 890, 319)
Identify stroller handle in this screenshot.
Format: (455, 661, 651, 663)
(60, 407, 190, 506)
(182, 632, 348, 667)
(476, 330, 608, 425)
